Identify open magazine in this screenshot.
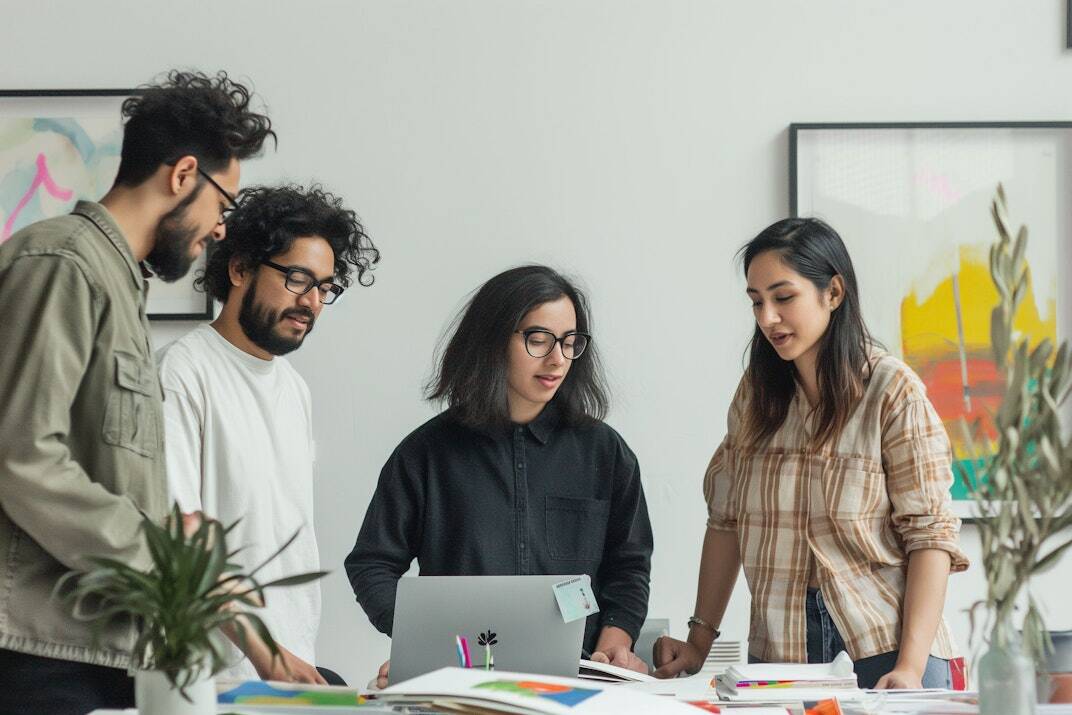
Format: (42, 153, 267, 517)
(378, 667, 702, 714)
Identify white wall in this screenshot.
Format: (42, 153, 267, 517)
(6, 0, 1072, 686)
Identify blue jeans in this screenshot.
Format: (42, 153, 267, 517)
(750, 588, 952, 689)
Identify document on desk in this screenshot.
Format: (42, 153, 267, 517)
(218, 679, 369, 705)
(717, 652, 861, 702)
(578, 658, 655, 683)
(378, 666, 704, 713)
(724, 651, 854, 685)
(621, 671, 713, 697)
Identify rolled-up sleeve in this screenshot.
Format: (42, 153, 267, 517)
(705, 381, 746, 531)
(703, 440, 738, 531)
(881, 397, 969, 572)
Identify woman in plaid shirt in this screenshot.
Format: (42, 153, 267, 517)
(653, 218, 968, 689)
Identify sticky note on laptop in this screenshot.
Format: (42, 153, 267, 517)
(553, 575, 599, 623)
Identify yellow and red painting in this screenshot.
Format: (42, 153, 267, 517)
(900, 245, 1056, 499)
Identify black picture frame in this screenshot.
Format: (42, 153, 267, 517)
(0, 88, 214, 321)
(1067, 0, 1072, 49)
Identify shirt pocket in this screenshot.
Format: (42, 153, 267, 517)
(820, 456, 888, 521)
(545, 496, 611, 561)
(102, 351, 160, 458)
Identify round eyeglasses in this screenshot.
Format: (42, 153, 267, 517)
(515, 329, 591, 360)
(261, 260, 345, 305)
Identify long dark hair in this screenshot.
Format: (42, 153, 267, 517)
(426, 265, 609, 428)
(738, 218, 874, 448)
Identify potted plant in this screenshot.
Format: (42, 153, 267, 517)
(962, 186, 1072, 714)
(60, 505, 326, 715)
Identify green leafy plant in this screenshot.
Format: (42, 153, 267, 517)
(59, 504, 327, 697)
(961, 185, 1072, 664)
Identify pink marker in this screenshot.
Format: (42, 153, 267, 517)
(460, 636, 472, 668)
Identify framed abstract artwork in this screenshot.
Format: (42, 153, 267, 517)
(0, 89, 213, 320)
(791, 122, 1072, 519)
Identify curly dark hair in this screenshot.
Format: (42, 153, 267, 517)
(113, 69, 276, 186)
(197, 184, 380, 302)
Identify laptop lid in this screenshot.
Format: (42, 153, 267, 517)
(388, 575, 586, 684)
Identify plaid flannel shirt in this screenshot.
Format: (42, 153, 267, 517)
(704, 353, 968, 662)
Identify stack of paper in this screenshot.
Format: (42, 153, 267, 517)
(716, 656, 861, 702)
(378, 667, 703, 714)
(578, 658, 656, 683)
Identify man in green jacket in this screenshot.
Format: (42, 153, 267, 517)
(0, 70, 274, 714)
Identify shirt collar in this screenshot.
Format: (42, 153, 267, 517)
(71, 200, 143, 290)
(202, 324, 276, 375)
(450, 399, 562, 444)
(523, 400, 560, 445)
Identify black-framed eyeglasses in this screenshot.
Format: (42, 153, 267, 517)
(515, 329, 591, 360)
(196, 167, 240, 225)
(261, 260, 345, 305)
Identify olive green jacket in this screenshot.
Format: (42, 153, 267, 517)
(0, 201, 167, 668)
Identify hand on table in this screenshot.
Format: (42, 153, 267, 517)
(652, 636, 706, 679)
(251, 642, 327, 685)
(874, 667, 923, 689)
(590, 644, 649, 674)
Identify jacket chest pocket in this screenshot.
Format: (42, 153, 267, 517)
(102, 351, 160, 458)
(545, 496, 610, 561)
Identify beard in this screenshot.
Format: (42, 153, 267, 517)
(238, 273, 317, 357)
(145, 187, 213, 283)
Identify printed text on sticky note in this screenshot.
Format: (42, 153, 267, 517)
(552, 576, 599, 623)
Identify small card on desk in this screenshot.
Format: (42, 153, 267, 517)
(553, 575, 599, 623)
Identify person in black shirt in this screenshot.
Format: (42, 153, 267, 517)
(345, 265, 653, 686)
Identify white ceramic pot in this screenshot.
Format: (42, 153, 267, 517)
(134, 669, 215, 715)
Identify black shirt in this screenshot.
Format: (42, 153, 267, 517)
(344, 403, 653, 653)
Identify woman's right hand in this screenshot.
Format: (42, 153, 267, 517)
(652, 636, 706, 679)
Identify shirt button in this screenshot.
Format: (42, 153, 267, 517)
(516, 462, 523, 469)
(520, 542, 526, 550)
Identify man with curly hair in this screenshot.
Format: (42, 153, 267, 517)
(157, 185, 379, 684)
(0, 70, 274, 714)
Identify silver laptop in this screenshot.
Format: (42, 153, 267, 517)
(388, 575, 586, 684)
